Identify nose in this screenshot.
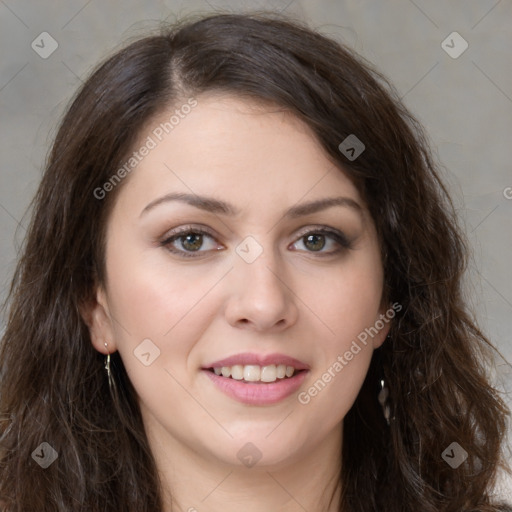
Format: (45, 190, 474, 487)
(223, 246, 299, 332)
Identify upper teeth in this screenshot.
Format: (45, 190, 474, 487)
(213, 364, 296, 382)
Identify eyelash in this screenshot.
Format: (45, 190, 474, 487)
(159, 225, 353, 259)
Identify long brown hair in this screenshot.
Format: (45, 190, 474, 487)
(1, 11, 510, 512)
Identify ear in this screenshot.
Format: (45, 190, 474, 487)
(372, 303, 393, 350)
(80, 286, 117, 355)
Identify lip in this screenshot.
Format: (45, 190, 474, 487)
(202, 368, 309, 405)
(202, 352, 310, 371)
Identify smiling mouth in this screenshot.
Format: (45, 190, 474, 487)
(205, 364, 306, 384)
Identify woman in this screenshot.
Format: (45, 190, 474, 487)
(0, 11, 510, 512)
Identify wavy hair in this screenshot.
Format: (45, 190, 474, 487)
(0, 11, 510, 512)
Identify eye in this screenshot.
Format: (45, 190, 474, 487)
(160, 226, 223, 258)
(291, 227, 352, 255)
(160, 224, 352, 259)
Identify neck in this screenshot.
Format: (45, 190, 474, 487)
(146, 424, 343, 512)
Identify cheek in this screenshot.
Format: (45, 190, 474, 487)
(296, 277, 378, 433)
(104, 255, 223, 431)
(106, 237, 227, 338)
(293, 251, 383, 418)
(103, 239, 232, 388)
(305, 254, 384, 350)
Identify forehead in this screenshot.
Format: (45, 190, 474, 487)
(114, 93, 363, 217)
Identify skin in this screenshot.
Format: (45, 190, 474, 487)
(83, 93, 390, 512)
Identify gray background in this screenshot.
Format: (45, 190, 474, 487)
(0, 0, 511, 499)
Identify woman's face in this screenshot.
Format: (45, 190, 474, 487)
(87, 93, 389, 469)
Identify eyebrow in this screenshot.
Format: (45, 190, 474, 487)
(140, 192, 362, 219)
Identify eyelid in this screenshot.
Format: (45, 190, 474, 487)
(161, 224, 217, 240)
